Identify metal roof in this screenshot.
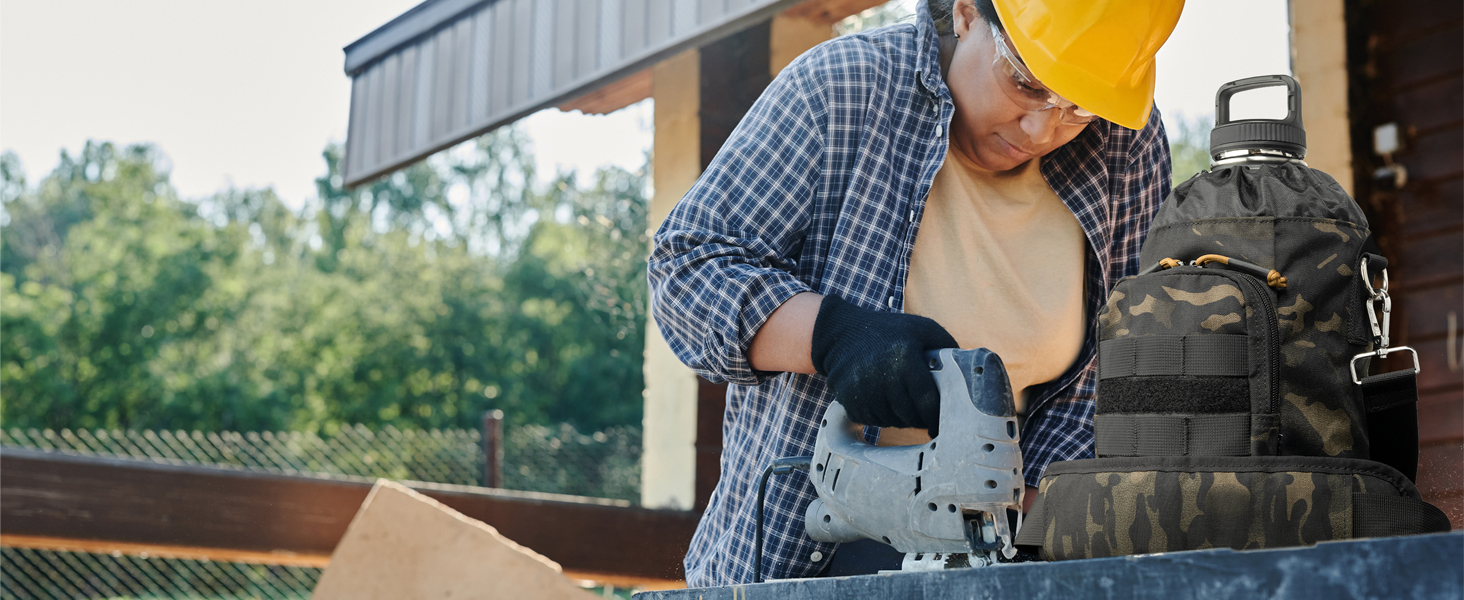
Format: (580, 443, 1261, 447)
(341, 0, 803, 187)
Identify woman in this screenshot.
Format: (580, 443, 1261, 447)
(649, 0, 1183, 585)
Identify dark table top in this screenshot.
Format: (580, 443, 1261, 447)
(636, 532, 1463, 600)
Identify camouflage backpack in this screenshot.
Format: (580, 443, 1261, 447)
(1017, 76, 1449, 560)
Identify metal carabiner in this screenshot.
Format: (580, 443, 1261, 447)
(1351, 257, 1417, 384)
(1359, 257, 1391, 350)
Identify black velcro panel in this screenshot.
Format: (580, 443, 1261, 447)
(1097, 376, 1249, 414)
(1100, 335, 1249, 379)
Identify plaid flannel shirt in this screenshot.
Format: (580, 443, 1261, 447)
(648, 4, 1172, 587)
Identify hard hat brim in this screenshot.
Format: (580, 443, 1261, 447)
(991, 0, 1181, 131)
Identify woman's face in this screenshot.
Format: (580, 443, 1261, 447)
(944, 2, 1089, 172)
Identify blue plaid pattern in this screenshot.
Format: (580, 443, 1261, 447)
(648, 5, 1172, 587)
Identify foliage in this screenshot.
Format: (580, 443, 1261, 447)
(1, 130, 649, 435)
(1167, 114, 1214, 187)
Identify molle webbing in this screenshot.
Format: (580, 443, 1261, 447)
(1095, 413, 1250, 457)
(1098, 335, 1248, 379)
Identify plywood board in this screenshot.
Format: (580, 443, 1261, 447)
(312, 480, 597, 600)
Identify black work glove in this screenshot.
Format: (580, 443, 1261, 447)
(810, 294, 959, 436)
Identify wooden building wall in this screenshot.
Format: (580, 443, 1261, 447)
(1346, 0, 1463, 526)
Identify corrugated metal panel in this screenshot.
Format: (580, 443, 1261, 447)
(342, 0, 803, 186)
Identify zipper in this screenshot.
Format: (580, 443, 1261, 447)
(1200, 267, 1282, 415)
(1242, 273, 1282, 416)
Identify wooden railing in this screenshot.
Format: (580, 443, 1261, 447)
(0, 447, 697, 588)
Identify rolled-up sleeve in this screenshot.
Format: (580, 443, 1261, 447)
(648, 62, 828, 386)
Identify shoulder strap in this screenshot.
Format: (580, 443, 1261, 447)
(1361, 368, 1420, 482)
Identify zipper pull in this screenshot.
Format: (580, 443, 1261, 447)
(1138, 257, 1186, 276)
(1193, 254, 1288, 289)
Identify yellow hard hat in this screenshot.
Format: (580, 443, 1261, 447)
(992, 0, 1184, 130)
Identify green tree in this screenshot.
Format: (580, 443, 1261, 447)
(1168, 114, 1214, 187)
(3, 130, 651, 436)
(2, 142, 259, 430)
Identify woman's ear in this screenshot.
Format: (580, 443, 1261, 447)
(951, 0, 978, 38)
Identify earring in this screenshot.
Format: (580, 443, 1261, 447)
(954, 33, 960, 40)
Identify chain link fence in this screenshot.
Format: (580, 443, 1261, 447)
(1, 546, 320, 600)
(1, 421, 641, 501)
(1, 421, 642, 599)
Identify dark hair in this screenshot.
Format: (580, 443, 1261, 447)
(927, 0, 1002, 35)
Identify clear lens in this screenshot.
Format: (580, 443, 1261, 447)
(988, 24, 1097, 126)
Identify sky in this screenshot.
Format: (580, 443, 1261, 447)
(1, 0, 1289, 209)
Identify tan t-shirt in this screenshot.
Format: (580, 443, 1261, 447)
(881, 149, 1087, 446)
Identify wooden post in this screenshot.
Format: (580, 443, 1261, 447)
(482, 410, 503, 489)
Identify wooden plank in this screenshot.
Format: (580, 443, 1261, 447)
(1400, 127, 1464, 184)
(699, 20, 771, 169)
(556, 67, 651, 115)
(0, 448, 700, 580)
(1373, 0, 1462, 41)
(1419, 389, 1464, 445)
(1389, 76, 1464, 135)
(1404, 336, 1463, 393)
(1379, 24, 1464, 92)
(1418, 442, 1463, 497)
(1400, 177, 1464, 238)
(1429, 492, 1464, 529)
(1399, 282, 1462, 340)
(1398, 228, 1463, 290)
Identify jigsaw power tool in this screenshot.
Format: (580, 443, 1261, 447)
(803, 347, 1025, 570)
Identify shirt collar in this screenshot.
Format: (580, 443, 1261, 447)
(913, 0, 948, 99)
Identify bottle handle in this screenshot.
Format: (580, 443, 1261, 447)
(1214, 74, 1304, 130)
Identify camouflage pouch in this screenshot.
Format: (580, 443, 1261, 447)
(1015, 456, 1450, 560)
(1016, 161, 1450, 560)
(1092, 265, 1282, 458)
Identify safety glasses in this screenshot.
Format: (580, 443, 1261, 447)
(988, 22, 1098, 126)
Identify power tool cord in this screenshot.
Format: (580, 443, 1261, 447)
(753, 455, 814, 583)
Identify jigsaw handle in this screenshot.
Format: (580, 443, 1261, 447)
(805, 347, 1025, 557)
